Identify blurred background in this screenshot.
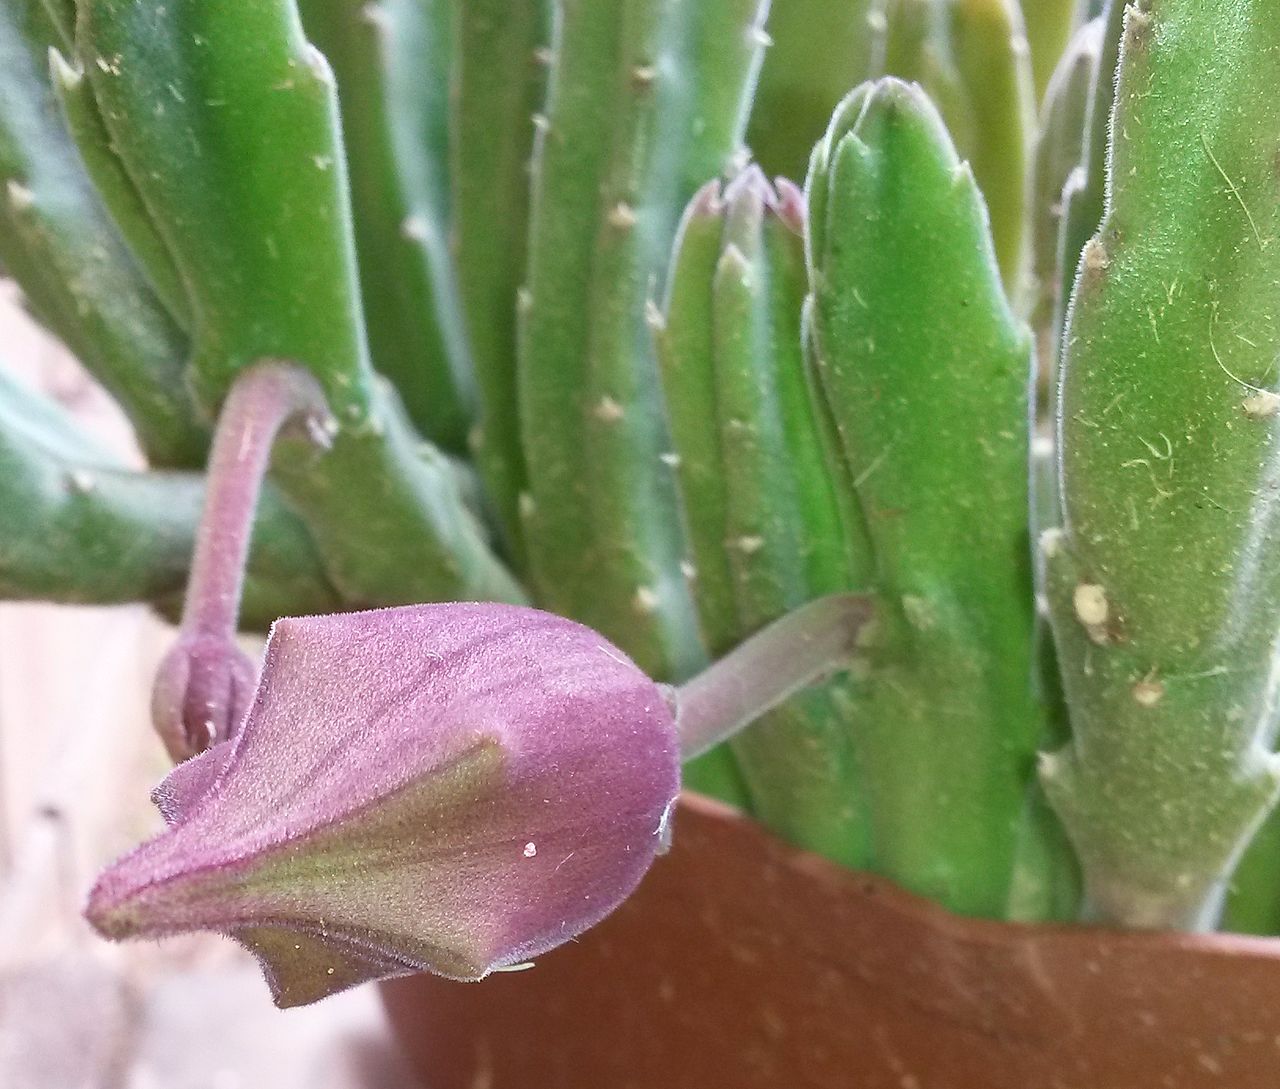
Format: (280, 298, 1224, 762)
(0, 289, 417, 1088)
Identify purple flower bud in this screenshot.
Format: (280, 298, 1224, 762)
(87, 603, 680, 1006)
(151, 631, 257, 761)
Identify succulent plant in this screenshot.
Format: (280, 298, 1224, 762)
(0, 0, 1276, 1009)
(1039, 0, 1280, 929)
(656, 168, 873, 867)
(85, 353, 874, 1004)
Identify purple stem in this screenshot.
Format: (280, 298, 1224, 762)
(672, 594, 875, 761)
(181, 361, 331, 640)
(152, 362, 332, 762)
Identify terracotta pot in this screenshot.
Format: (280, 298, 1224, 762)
(381, 795, 1280, 1089)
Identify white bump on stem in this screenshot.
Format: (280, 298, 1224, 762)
(593, 396, 624, 422)
(1132, 676, 1165, 707)
(1243, 391, 1280, 419)
(1082, 238, 1110, 274)
(1074, 583, 1109, 627)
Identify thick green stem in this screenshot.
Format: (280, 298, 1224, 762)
(0, 0, 204, 468)
(658, 169, 874, 865)
(806, 79, 1046, 917)
(518, 0, 768, 678)
(1043, 0, 1280, 930)
(48, 48, 192, 329)
(0, 365, 338, 627)
(78, 0, 522, 607)
(451, 0, 551, 563)
(298, 0, 475, 451)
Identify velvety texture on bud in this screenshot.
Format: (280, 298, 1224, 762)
(87, 602, 680, 1007)
(150, 630, 258, 761)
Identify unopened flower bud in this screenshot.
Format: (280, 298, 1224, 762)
(151, 631, 257, 761)
(88, 602, 680, 1006)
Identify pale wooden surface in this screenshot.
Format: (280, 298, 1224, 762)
(0, 286, 419, 1088)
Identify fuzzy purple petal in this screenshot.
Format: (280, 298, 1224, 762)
(152, 741, 234, 826)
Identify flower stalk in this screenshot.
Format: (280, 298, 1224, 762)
(151, 361, 333, 761)
(674, 594, 875, 761)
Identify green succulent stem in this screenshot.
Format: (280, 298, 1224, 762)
(48, 47, 192, 329)
(1043, 0, 1280, 930)
(451, 0, 551, 564)
(518, 0, 768, 680)
(78, 0, 522, 607)
(806, 78, 1049, 917)
(298, 0, 475, 452)
(658, 167, 874, 865)
(0, 0, 205, 468)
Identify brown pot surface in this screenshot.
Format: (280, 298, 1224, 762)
(381, 794, 1280, 1089)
